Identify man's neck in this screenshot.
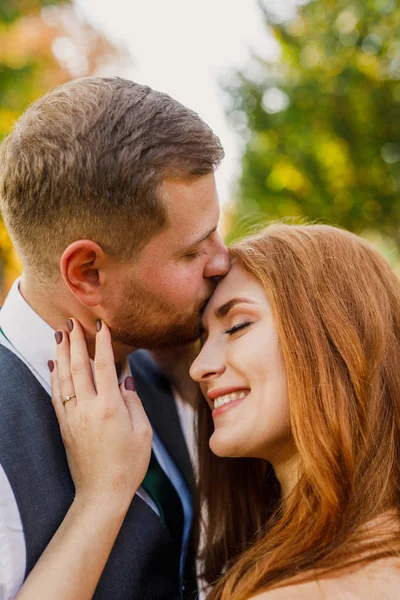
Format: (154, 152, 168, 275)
(150, 342, 200, 407)
(19, 274, 136, 363)
(20, 273, 75, 333)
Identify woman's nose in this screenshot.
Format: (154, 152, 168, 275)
(190, 348, 226, 382)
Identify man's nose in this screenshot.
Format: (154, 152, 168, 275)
(203, 238, 230, 280)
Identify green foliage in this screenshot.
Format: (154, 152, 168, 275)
(0, 0, 128, 297)
(0, 0, 70, 136)
(0, 0, 71, 292)
(225, 0, 400, 250)
(0, 0, 64, 23)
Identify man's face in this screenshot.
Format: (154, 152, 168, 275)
(106, 173, 230, 349)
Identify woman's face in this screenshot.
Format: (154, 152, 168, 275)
(190, 261, 293, 463)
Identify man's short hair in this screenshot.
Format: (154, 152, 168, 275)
(0, 77, 224, 280)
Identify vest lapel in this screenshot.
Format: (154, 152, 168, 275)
(129, 350, 195, 492)
(0, 344, 183, 599)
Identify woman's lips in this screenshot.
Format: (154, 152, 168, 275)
(211, 390, 250, 418)
(207, 386, 250, 401)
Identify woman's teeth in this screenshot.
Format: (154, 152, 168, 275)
(214, 391, 247, 410)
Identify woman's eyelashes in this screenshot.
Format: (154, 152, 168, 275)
(224, 320, 253, 336)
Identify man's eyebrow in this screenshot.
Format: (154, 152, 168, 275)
(215, 298, 257, 319)
(183, 226, 217, 251)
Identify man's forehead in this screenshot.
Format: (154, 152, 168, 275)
(161, 174, 218, 217)
(143, 173, 220, 252)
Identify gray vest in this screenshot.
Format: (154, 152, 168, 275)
(0, 345, 197, 599)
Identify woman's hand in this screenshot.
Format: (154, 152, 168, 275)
(15, 319, 152, 600)
(50, 318, 152, 509)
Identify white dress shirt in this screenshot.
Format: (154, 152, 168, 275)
(0, 278, 193, 600)
(174, 389, 196, 466)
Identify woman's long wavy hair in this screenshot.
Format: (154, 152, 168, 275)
(196, 223, 400, 600)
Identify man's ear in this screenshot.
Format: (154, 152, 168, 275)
(60, 240, 106, 307)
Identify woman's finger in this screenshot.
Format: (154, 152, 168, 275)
(93, 320, 119, 395)
(49, 359, 65, 426)
(55, 329, 77, 408)
(120, 377, 152, 435)
(67, 318, 96, 401)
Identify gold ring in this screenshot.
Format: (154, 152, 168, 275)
(63, 393, 76, 406)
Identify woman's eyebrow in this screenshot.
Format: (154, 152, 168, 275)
(200, 298, 257, 333)
(215, 298, 257, 319)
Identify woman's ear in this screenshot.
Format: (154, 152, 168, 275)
(60, 240, 106, 307)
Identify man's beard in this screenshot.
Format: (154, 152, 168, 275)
(109, 276, 210, 350)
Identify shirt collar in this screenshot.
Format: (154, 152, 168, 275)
(0, 277, 130, 390)
(0, 277, 57, 389)
(118, 359, 131, 385)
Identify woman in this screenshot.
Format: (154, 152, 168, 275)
(17, 223, 400, 599)
(190, 223, 400, 598)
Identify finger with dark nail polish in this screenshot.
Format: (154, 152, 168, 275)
(124, 376, 136, 392)
(48, 360, 54, 372)
(67, 319, 74, 332)
(55, 331, 63, 344)
(96, 319, 102, 332)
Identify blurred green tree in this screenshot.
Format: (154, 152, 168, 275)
(0, 0, 129, 297)
(225, 0, 400, 253)
(0, 1, 70, 138)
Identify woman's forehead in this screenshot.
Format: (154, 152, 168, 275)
(202, 262, 263, 322)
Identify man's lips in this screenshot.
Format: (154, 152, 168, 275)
(199, 295, 212, 315)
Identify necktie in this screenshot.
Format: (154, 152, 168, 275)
(142, 450, 184, 551)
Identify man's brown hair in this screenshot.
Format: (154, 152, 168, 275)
(0, 76, 224, 279)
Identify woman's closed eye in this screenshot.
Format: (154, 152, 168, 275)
(224, 321, 253, 336)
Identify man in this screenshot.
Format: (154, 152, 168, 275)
(0, 77, 229, 599)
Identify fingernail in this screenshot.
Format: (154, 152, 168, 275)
(67, 319, 74, 332)
(48, 360, 54, 373)
(96, 319, 102, 332)
(124, 376, 136, 391)
(55, 331, 63, 344)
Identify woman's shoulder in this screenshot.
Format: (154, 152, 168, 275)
(249, 580, 321, 600)
(250, 557, 400, 600)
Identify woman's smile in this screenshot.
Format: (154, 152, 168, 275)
(190, 261, 291, 462)
(211, 389, 250, 418)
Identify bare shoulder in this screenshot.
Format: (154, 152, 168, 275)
(249, 580, 322, 600)
(249, 557, 400, 600)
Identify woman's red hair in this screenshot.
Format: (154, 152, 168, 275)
(196, 223, 400, 599)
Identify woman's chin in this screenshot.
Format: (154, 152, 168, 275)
(209, 432, 245, 458)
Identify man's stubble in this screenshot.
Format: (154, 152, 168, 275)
(109, 275, 211, 350)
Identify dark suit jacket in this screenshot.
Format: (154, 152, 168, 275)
(0, 344, 197, 599)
